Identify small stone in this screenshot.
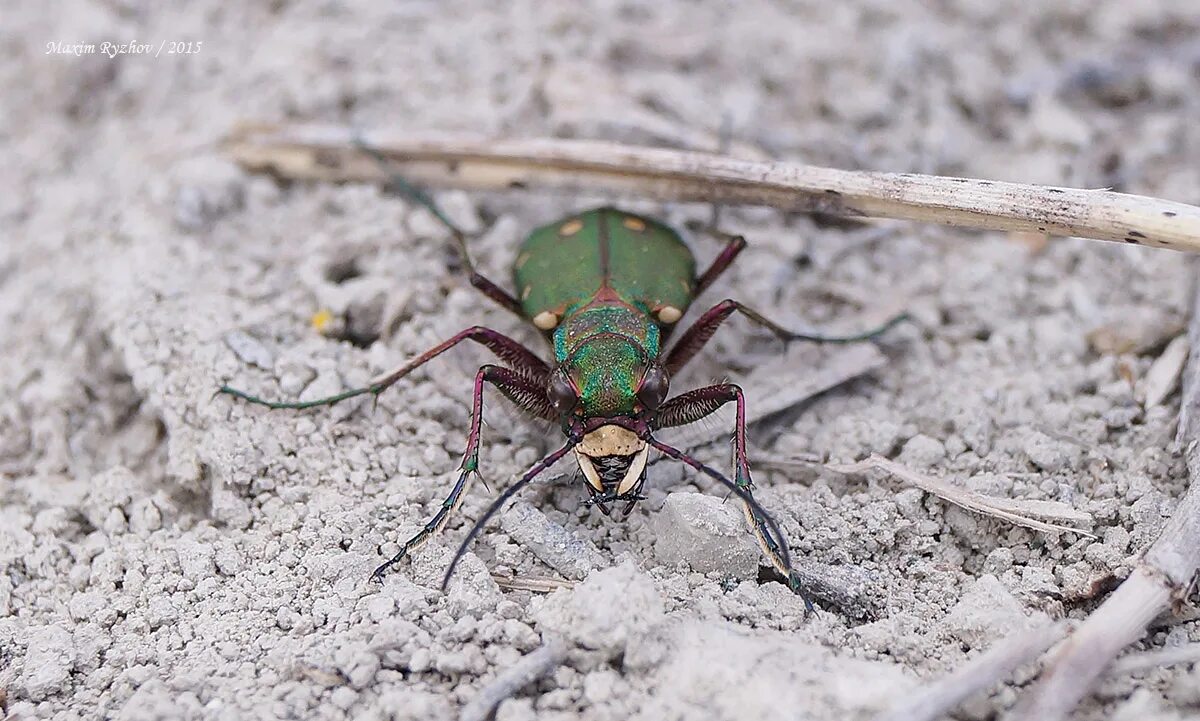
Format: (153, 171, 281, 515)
(1022, 431, 1076, 472)
(330, 686, 358, 710)
(19, 625, 74, 700)
(531, 562, 664, 657)
(210, 482, 252, 529)
(500, 501, 608, 581)
(172, 156, 246, 231)
(146, 596, 178, 629)
(943, 575, 1037, 648)
(214, 544, 244, 575)
(898, 434, 947, 468)
(176, 541, 216, 581)
(276, 606, 299, 630)
(1083, 541, 1122, 569)
(223, 330, 274, 369)
(652, 493, 758, 578)
(982, 547, 1014, 575)
(1102, 406, 1139, 430)
(495, 698, 536, 721)
(362, 595, 396, 623)
(67, 591, 108, 624)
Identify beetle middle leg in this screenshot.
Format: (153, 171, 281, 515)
(654, 383, 814, 609)
(664, 298, 907, 375)
(372, 364, 557, 580)
(219, 326, 548, 409)
(353, 138, 526, 318)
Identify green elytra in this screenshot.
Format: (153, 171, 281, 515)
(516, 209, 692, 417)
(218, 159, 908, 613)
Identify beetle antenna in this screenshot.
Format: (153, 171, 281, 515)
(352, 135, 461, 232)
(440, 440, 577, 591)
(645, 437, 795, 587)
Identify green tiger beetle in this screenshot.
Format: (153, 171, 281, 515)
(219, 155, 906, 610)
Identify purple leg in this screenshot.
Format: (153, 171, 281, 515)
(664, 299, 906, 376)
(655, 383, 811, 605)
(439, 438, 579, 590)
(354, 138, 527, 318)
(372, 364, 556, 580)
(694, 234, 747, 297)
(220, 326, 548, 409)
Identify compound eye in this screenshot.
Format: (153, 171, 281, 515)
(637, 365, 670, 411)
(547, 372, 578, 414)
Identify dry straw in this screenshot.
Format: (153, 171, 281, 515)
(224, 123, 1200, 252)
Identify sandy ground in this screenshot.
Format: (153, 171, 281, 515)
(4, 2, 1200, 720)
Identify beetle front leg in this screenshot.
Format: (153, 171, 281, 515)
(372, 364, 555, 580)
(655, 383, 812, 606)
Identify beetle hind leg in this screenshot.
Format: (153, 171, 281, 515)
(352, 136, 526, 318)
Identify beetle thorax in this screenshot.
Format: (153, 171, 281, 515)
(555, 305, 660, 417)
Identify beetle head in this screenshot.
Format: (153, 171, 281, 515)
(547, 335, 670, 514)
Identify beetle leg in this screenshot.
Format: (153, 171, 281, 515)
(663, 298, 907, 375)
(353, 137, 527, 318)
(372, 364, 555, 581)
(219, 326, 548, 410)
(653, 383, 814, 608)
(693, 234, 747, 298)
(440, 439, 578, 590)
(647, 431, 814, 612)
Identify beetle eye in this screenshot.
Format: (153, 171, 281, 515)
(547, 373, 578, 414)
(637, 365, 669, 411)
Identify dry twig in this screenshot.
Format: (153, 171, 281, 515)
(459, 637, 568, 721)
(224, 123, 1200, 252)
(490, 574, 576, 594)
(828, 455, 1094, 536)
(873, 622, 1070, 721)
(1142, 334, 1189, 409)
(1011, 283, 1200, 720)
(1109, 642, 1200, 676)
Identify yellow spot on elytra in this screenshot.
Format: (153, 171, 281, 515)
(521, 285, 532, 300)
(532, 311, 558, 330)
(311, 309, 335, 333)
(657, 305, 682, 324)
(680, 280, 691, 294)
(559, 219, 583, 237)
(515, 251, 531, 269)
(622, 216, 646, 232)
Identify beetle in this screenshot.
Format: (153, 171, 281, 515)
(220, 173, 904, 609)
